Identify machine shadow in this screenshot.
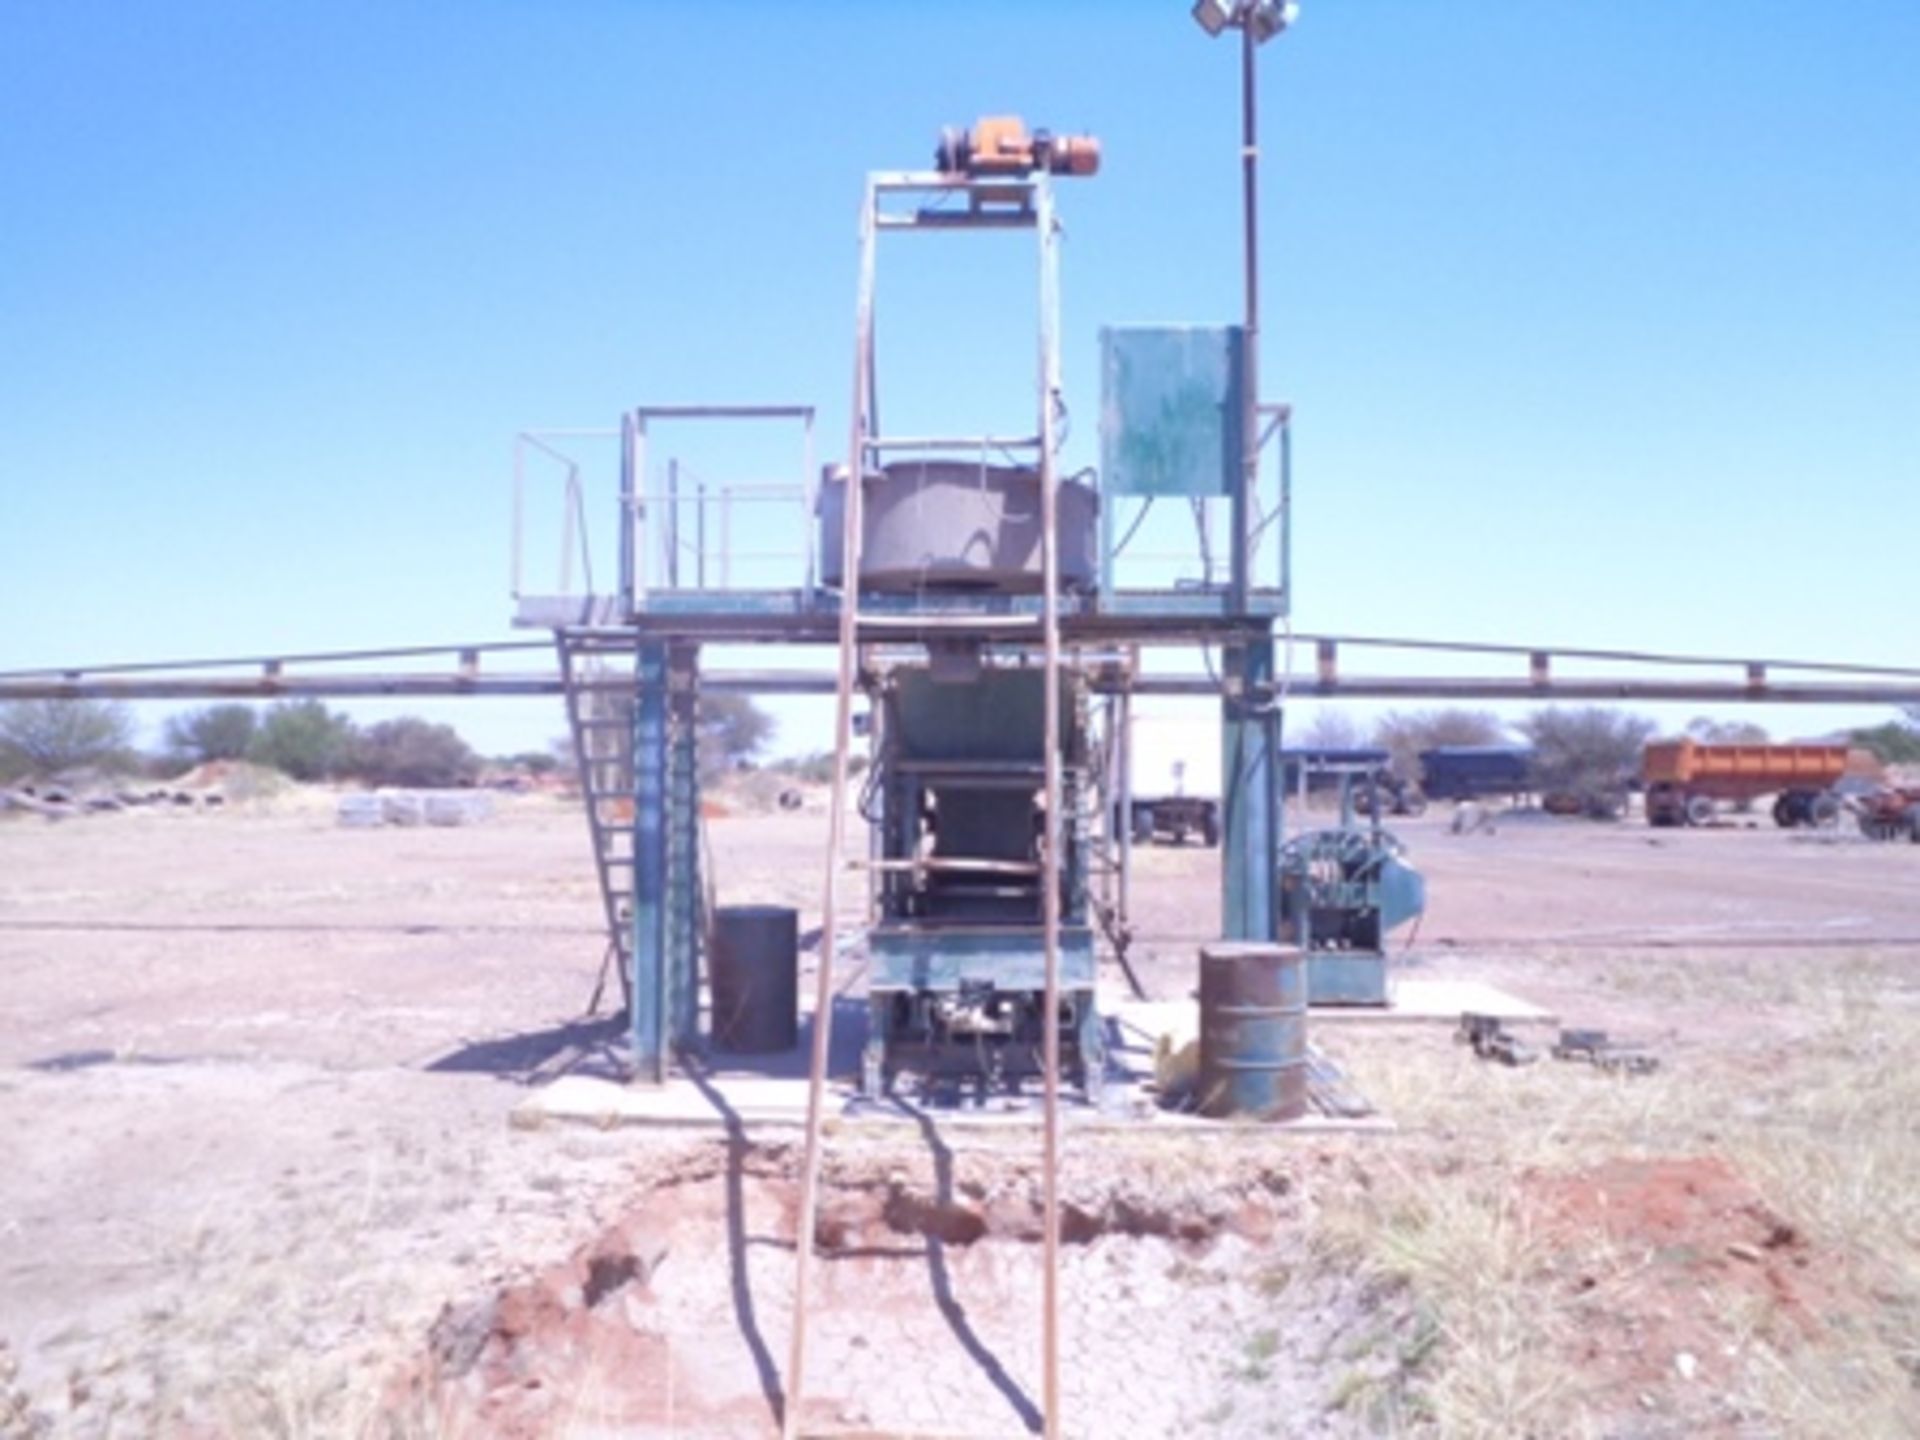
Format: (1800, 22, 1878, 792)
(903, 1103, 1046, 1435)
(685, 1065, 789, 1431)
(423, 1014, 626, 1082)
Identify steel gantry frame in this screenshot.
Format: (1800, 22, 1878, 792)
(783, 164, 1080, 1440)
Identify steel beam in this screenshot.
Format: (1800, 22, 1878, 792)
(667, 644, 701, 1053)
(632, 642, 670, 1082)
(1221, 636, 1279, 941)
(6, 671, 1920, 705)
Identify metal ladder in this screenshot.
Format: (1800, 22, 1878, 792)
(556, 628, 638, 1011)
(783, 166, 1072, 1440)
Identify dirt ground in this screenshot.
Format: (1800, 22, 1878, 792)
(3, 792, 1918, 1437)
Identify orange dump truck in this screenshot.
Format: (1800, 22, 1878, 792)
(1641, 740, 1850, 828)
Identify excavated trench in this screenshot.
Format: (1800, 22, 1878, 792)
(398, 1140, 1415, 1439)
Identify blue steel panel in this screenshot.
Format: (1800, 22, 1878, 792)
(631, 643, 670, 1080)
(1308, 952, 1389, 1007)
(867, 927, 1097, 991)
(1222, 638, 1279, 942)
(667, 649, 701, 1051)
(1100, 326, 1246, 498)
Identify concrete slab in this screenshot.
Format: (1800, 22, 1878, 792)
(1309, 977, 1559, 1027)
(511, 1072, 1394, 1136)
(1104, 978, 1556, 1041)
(512, 973, 1550, 1136)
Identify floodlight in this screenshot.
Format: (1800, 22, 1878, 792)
(1247, 1, 1301, 44)
(1191, 0, 1236, 38)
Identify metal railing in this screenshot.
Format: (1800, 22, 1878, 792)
(619, 405, 816, 613)
(510, 428, 616, 602)
(510, 409, 818, 615)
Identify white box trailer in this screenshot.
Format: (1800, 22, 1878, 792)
(1126, 705, 1222, 846)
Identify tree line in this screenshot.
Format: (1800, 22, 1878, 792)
(0, 699, 484, 789)
(0, 693, 783, 790)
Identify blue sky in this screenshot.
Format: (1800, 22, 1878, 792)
(2, 1, 1914, 756)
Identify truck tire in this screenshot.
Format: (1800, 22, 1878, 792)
(1684, 794, 1716, 827)
(1772, 794, 1797, 829)
(1646, 784, 1680, 827)
(1200, 811, 1220, 847)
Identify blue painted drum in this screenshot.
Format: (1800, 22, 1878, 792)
(1198, 942, 1308, 1120)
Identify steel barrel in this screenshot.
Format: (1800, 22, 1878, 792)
(1198, 943, 1308, 1120)
(709, 905, 800, 1054)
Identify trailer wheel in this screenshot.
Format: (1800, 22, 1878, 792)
(1200, 812, 1220, 847)
(1646, 784, 1681, 827)
(1684, 794, 1716, 827)
(1130, 805, 1155, 845)
(1771, 795, 1797, 829)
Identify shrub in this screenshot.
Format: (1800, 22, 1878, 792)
(0, 699, 137, 781)
(1517, 707, 1656, 798)
(349, 718, 480, 788)
(248, 701, 357, 781)
(164, 704, 259, 765)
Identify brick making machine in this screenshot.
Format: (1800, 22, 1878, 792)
(509, 115, 1295, 1103)
(858, 660, 1104, 1100)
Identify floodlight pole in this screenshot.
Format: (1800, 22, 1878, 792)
(1234, 14, 1259, 613)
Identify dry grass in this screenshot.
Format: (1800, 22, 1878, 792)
(1313, 946, 1920, 1436)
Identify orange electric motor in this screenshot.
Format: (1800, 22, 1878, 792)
(934, 116, 1101, 178)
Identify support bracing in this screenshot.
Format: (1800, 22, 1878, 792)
(1221, 636, 1281, 941)
(632, 641, 670, 1081)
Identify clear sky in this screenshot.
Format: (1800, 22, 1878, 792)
(2, 0, 1914, 757)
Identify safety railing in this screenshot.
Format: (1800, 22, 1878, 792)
(511, 427, 617, 604)
(619, 405, 817, 613)
(510, 409, 817, 620)
(629, 479, 814, 595)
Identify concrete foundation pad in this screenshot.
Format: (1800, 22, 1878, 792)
(1310, 977, 1559, 1027)
(1105, 977, 1555, 1041)
(513, 1070, 1394, 1137)
(513, 975, 1554, 1136)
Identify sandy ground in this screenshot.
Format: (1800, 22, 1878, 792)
(2, 793, 1918, 1436)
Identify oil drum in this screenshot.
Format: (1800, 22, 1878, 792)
(1197, 943, 1308, 1120)
(709, 905, 800, 1054)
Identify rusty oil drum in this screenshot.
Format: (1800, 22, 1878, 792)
(1198, 943, 1308, 1121)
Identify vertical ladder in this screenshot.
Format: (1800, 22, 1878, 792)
(783, 168, 1071, 1440)
(556, 629, 637, 1011)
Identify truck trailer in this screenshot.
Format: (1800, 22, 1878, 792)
(1641, 739, 1849, 828)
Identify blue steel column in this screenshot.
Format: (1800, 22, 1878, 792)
(666, 644, 701, 1054)
(1221, 634, 1279, 941)
(632, 641, 670, 1081)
